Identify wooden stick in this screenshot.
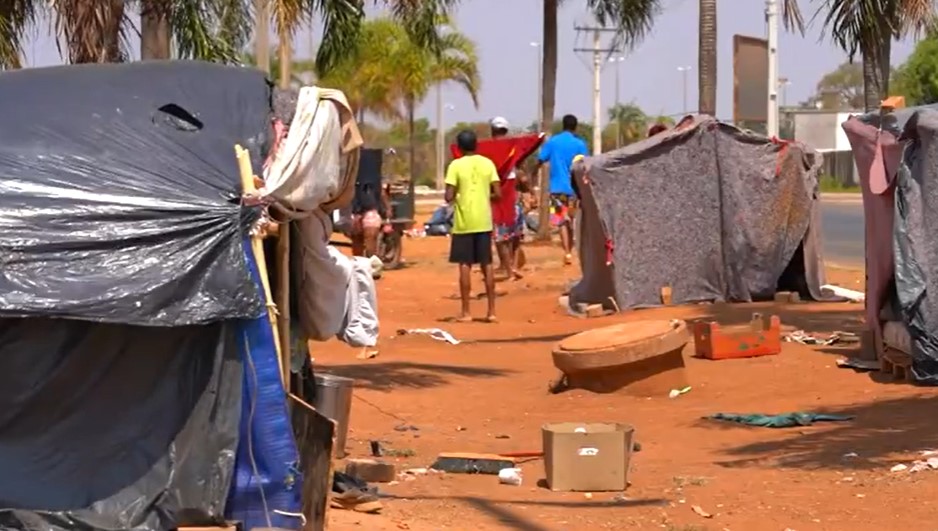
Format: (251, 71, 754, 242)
(235, 144, 286, 388)
(276, 223, 292, 392)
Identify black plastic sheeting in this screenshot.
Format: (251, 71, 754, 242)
(881, 108, 938, 383)
(0, 61, 275, 529)
(0, 320, 242, 530)
(0, 61, 271, 325)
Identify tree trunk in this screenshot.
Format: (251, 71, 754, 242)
(279, 37, 292, 89)
(862, 38, 892, 112)
(57, 0, 125, 63)
(698, 0, 717, 116)
(536, 0, 559, 241)
(140, 0, 171, 60)
(407, 98, 417, 200)
(255, 0, 270, 74)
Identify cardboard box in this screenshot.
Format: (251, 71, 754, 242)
(542, 422, 634, 491)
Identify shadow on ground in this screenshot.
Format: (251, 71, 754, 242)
(318, 361, 511, 391)
(696, 395, 938, 471)
(383, 494, 668, 531)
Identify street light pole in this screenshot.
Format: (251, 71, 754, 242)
(779, 77, 791, 108)
(531, 42, 543, 131)
(766, 0, 780, 138)
(677, 66, 692, 115)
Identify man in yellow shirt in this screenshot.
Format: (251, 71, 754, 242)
(444, 130, 502, 322)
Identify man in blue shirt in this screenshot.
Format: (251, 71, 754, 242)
(535, 114, 589, 265)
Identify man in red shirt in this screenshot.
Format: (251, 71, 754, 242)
(489, 116, 524, 280)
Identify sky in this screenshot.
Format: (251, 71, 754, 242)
(22, 0, 917, 130)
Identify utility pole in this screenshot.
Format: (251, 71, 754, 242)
(766, 0, 779, 138)
(255, 0, 270, 74)
(574, 24, 619, 155)
(677, 66, 692, 115)
(591, 29, 601, 155)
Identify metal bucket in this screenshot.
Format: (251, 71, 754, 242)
(312, 373, 354, 458)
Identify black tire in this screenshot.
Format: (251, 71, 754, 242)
(378, 230, 403, 269)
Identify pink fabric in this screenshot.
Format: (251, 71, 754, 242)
(842, 117, 901, 360)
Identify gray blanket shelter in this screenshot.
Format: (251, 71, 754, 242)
(570, 115, 828, 310)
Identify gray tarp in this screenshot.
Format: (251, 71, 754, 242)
(571, 115, 827, 310)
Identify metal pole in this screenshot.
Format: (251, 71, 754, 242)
(677, 66, 692, 115)
(435, 85, 444, 190)
(766, 0, 779, 137)
(591, 29, 602, 155)
(683, 70, 688, 114)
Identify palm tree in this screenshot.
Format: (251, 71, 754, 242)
(323, 18, 478, 196)
(316, 19, 409, 124)
(607, 102, 648, 146)
(781, 0, 935, 111)
(0, 0, 35, 69)
(698, 0, 716, 115)
(536, 0, 661, 239)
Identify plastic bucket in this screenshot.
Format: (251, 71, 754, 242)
(312, 373, 354, 458)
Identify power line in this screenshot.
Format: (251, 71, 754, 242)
(573, 24, 621, 155)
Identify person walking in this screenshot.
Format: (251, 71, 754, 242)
(535, 114, 588, 265)
(489, 116, 525, 280)
(444, 130, 501, 322)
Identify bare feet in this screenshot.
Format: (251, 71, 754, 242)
(564, 253, 573, 266)
(483, 315, 498, 323)
(454, 315, 472, 323)
(511, 271, 524, 281)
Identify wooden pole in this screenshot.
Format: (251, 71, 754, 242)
(235, 144, 286, 388)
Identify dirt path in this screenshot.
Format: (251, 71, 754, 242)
(320, 237, 937, 531)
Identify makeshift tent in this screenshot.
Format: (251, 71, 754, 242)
(570, 115, 829, 311)
(0, 61, 362, 530)
(842, 104, 938, 384)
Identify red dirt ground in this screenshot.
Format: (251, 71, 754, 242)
(321, 236, 937, 531)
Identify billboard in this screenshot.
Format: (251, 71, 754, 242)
(733, 35, 768, 123)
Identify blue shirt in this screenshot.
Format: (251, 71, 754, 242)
(538, 131, 589, 195)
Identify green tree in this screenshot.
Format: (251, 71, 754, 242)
(812, 62, 865, 109)
(893, 34, 938, 106)
(317, 18, 410, 124)
(319, 18, 479, 193)
(0, 1, 458, 75)
(782, 0, 936, 111)
(607, 102, 648, 147)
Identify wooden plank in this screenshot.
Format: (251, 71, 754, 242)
(235, 144, 285, 388)
(289, 393, 337, 531)
(276, 224, 292, 391)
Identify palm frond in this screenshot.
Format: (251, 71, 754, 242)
(312, 0, 366, 76)
(170, 0, 244, 62)
(586, 0, 661, 50)
(0, 0, 36, 69)
(50, 0, 130, 63)
(780, 0, 807, 34)
(818, 0, 894, 62)
(382, 0, 460, 57)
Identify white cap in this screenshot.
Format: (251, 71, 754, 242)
(490, 116, 510, 130)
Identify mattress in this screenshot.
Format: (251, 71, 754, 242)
(883, 320, 912, 355)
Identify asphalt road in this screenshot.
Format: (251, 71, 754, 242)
(820, 196, 864, 267)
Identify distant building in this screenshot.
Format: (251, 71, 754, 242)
(786, 108, 861, 187)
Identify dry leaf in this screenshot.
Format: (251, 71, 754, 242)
(692, 504, 713, 518)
